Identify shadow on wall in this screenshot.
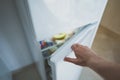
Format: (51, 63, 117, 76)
(113, 47, 120, 63)
(101, 0, 120, 35)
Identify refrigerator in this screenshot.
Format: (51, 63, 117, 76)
(0, 0, 107, 80)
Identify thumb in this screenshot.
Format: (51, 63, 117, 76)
(64, 57, 78, 64)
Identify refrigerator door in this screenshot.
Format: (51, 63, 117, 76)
(49, 22, 98, 80)
(46, 1, 107, 80)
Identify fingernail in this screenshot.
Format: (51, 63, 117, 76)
(73, 44, 77, 48)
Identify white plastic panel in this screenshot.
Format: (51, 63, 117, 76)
(49, 27, 97, 80)
(27, 0, 107, 40)
(56, 60, 82, 80)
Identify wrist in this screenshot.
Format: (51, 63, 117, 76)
(86, 55, 103, 68)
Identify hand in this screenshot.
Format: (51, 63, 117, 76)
(64, 44, 99, 66)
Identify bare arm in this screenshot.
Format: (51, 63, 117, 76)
(64, 44, 120, 80)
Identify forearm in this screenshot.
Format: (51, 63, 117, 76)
(64, 44, 120, 80)
(88, 57, 120, 80)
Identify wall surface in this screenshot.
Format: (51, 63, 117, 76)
(101, 0, 120, 35)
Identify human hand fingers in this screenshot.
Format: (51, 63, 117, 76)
(65, 43, 98, 66)
(64, 57, 86, 66)
(71, 44, 79, 50)
(64, 57, 78, 64)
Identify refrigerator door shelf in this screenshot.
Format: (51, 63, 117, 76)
(41, 21, 97, 59)
(42, 21, 98, 80)
(50, 21, 98, 63)
(48, 24, 98, 80)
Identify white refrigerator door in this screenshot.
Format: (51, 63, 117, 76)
(47, 1, 107, 80)
(49, 23, 99, 80)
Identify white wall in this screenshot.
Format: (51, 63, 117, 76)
(101, 0, 120, 35)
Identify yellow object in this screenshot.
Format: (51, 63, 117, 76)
(53, 33, 66, 40)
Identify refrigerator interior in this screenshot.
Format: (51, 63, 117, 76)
(26, 0, 108, 80)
